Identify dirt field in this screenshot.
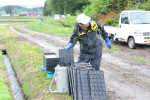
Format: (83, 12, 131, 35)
(9, 26, 150, 100)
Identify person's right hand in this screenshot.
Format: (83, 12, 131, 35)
(104, 38, 112, 49)
(64, 43, 74, 50)
(106, 42, 112, 49)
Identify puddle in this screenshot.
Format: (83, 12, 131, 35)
(3, 55, 24, 100)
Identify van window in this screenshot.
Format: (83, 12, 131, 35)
(121, 13, 129, 24)
(130, 12, 150, 24)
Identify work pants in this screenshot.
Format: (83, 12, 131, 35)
(77, 45, 102, 70)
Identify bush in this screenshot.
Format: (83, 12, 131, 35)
(60, 16, 77, 27)
(19, 14, 26, 16)
(105, 18, 116, 26)
(83, 0, 109, 20)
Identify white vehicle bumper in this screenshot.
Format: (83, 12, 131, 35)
(135, 36, 150, 44)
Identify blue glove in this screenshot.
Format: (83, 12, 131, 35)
(64, 43, 74, 50)
(104, 38, 112, 49)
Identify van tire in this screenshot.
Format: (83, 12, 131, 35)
(128, 37, 136, 49)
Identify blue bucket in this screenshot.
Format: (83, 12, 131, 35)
(47, 71, 54, 78)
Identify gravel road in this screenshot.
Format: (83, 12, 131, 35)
(9, 26, 150, 100)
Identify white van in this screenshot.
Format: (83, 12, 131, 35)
(53, 14, 65, 20)
(104, 10, 150, 49)
(53, 14, 61, 20)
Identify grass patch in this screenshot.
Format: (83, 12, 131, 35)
(0, 52, 6, 71)
(133, 57, 149, 63)
(27, 19, 73, 37)
(0, 20, 33, 22)
(0, 25, 18, 40)
(103, 43, 120, 52)
(13, 25, 35, 35)
(7, 41, 45, 99)
(0, 52, 13, 100)
(0, 21, 73, 99)
(8, 41, 71, 100)
(0, 16, 38, 23)
(59, 16, 77, 27)
(6, 40, 72, 99)
(3, 38, 18, 45)
(0, 16, 39, 19)
(0, 84, 12, 100)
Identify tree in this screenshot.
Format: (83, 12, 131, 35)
(5, 5, 12, 14)
(83, 0, 109, 20)
(43, 0, 53, 16)
(43, 1, 48, 16)
(43, 0, 90, 16)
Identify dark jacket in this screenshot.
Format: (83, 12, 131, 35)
(69, 20, 108, 54)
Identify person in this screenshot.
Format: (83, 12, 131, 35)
(40, 16, 43, 22)
(64, 14, 112, 70)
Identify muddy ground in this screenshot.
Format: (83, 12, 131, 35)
(9, 26, 150, 100)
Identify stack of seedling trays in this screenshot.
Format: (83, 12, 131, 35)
(67, 63, 107, 100)
(43, 53, 59, 72)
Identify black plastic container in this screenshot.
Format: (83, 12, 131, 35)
(43, 53, 59, 71)
(59, 49, 74, 66)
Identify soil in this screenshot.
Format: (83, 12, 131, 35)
(9, 26, 150, 100)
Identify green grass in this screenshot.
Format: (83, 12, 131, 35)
(0, 56, 13, 100)
(0, 25, 18, 40)
(6, 41, 72, 99)
(0, 16, 39, 19)
(7, 41, 46, 99)
(3, 38, 18, 45)
(0, 83, 11, 100)
(133, 57, 149, 63)
(0, 22, 73, 99)
(103, 44, 120, 52)
(27, 19, 73, 37)
(0, 16, 39, 23)
(60, 16, 77, 27)
(13, 25, 35, 35)
(0, 20, 33, 22)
